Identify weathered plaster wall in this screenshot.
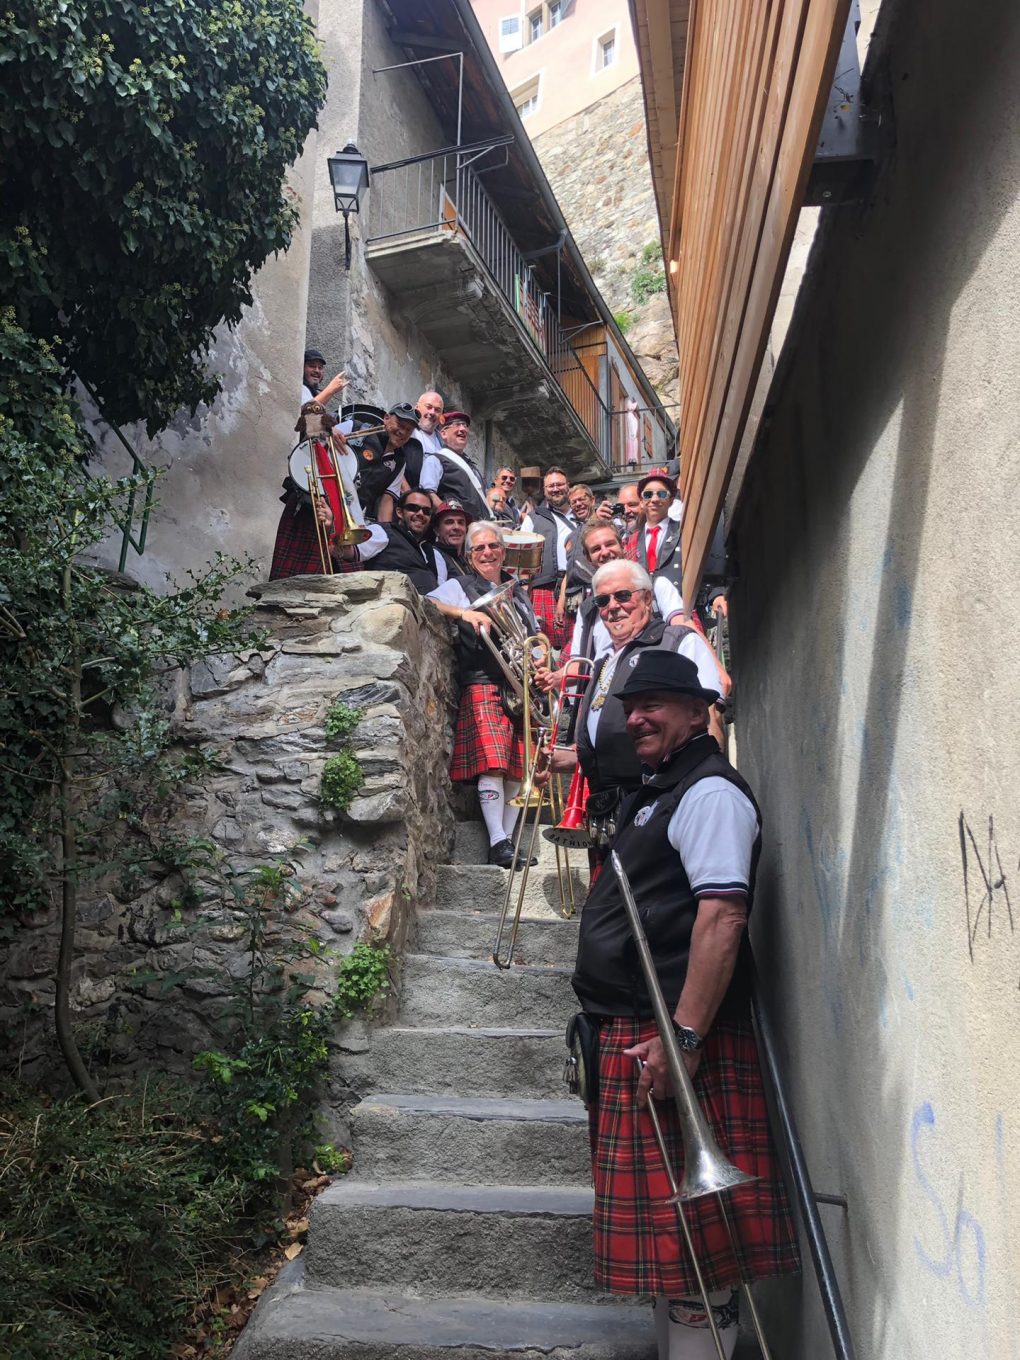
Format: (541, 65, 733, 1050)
(0, 576, 456, 1108)
(730, 3, 1020, 1356)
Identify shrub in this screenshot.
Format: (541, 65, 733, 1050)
(320, 751, 364, 811)
(613, 309, 634, 334)
(0, 1084, 247, 1360)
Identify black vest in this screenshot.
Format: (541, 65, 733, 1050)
(354, 436, 424, 518)
(454, 573, 537, 687)
(370, 523, 442, 593)
(436, 453, 491, 523)
(575, 619, 695, 793)
(528, 504, 573, 588)
(572, 734, 761, 1020)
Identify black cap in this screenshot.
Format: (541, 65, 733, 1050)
(304, 347, 326, 363)
(617, 650, 720, 705)
(386, 401, 420, 427)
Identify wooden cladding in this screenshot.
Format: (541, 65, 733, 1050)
(648, 0, 851, 605)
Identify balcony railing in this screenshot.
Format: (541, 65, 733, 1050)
(367, 147, 611, 468)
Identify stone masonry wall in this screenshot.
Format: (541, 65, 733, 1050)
(0, 574, 457, 1089)
(532, 76, 679, 403)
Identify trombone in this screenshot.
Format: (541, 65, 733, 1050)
(288, 432, 371, 574)
(491, 654, 593, 969)
(611, 852, 774, 1360)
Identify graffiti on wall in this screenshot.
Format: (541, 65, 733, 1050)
(958, 812, 1018, 987)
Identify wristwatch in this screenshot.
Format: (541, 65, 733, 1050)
(671, 1020, 704, 1051)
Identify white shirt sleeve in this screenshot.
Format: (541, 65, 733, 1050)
(569, 610, 583, 658)
(300, 383, 315, 405)
(653, 577, 685, 622)
(434, 550, 450, 586)
(419, 453, 443, 493)
(521, 513, 534, 533)
(358, 522, 389, 561)
(673, 629, 722, 697)
(666, 777, 758, 897)
(386, 468, 404, 497)
(427, 578, 472, 609)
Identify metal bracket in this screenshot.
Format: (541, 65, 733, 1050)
(804, 1, 886, 206)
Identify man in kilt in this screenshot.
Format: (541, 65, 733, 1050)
(427, 521, 539, 869)
(571, 650, 799, 1358)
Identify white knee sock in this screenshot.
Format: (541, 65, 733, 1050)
(477, 775, 506, 846)
(502, 781, 521, 839)
(653, 1293, 739, 1360)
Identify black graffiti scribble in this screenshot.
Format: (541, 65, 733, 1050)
(958, 812, 1016, 987)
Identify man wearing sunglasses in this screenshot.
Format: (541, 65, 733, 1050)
(356, 490, 451, 593)
(492, 467, 523, 527)
(631, 467, 682, 597)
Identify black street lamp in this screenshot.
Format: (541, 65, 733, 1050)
(328, 143, 370, 270)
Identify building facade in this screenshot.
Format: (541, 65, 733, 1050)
(632, 0, 1020, 1356)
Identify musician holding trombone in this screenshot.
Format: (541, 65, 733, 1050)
(570, 650, 798, 1359)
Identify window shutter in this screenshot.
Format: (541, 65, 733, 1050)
(499, 16, 523, 53)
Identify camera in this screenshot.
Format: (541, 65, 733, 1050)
(611, 502, 625, 516)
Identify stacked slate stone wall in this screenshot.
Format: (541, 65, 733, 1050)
(0, 573, 457, 1089)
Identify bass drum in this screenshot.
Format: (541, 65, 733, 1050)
(337, 402, 387, 452)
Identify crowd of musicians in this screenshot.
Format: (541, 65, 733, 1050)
(270, 350, 798, 1360)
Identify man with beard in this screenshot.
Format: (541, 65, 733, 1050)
(357, 489, 451, 593)
(521, 466, 574, 649)
(616, 482, 643, 549)
(435, 411, 492, 523)
(301, 347, 347, 407)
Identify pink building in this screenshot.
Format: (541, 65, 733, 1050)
(470, 0, 639, 139)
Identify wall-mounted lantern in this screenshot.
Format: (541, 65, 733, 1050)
(328, 143, 370, 270)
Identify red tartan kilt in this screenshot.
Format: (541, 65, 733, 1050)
(590, 1013, 800, 1297)
(270, 499, 361, 579)
(530, 586, 570, 650)
(449, 682, 525, 782)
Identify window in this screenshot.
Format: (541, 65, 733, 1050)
(549, 1, 562, 26)
(498, 14, 523, 53)
(512, 76, 541, 120)
(528, 9, 542, 42)
(596, 28, 617, 71)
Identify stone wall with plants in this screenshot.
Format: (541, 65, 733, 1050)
(532, 76, 679, 405)
(0, 572, 457, 1094)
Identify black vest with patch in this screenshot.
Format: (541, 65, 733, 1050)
(571, 733, 761, 1020)
(354, 436, 424, 518)
(454, 573, 537, 687)
(575, 618, 695, 793)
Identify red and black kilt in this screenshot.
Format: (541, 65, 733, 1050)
(269, 496, 361, 579)
(590, 1012, 799, 1297)
(449, 682, 526, 783)
(530, 585, 570, 650)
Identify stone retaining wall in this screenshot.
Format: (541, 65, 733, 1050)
(0, 573, 457, 1087)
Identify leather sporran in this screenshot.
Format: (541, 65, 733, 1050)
(564, 1012, 600, 1108)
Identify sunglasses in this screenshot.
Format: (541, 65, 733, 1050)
(641, 488, 671, 501)
(469, 542, 502, 555)
(593, 589, 638, 608)
(404, 504, 433, 517)
(498, 474, 516, 483)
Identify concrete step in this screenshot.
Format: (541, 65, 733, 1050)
(305, 1180, 596, 1301)
(454, 819, 574, 869)
(234, 1270, 658, 1360)
(344, 1025, 568, 1100)
(433, 862, 587, 922)
(400, 955, 577, 1029)
(351, 1093, 589, 1186)
(413, 908, 580, 967)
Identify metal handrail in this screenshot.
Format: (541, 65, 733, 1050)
(365, 148, 611, 467)
(79, 378, 155, 571)
(750, 961, 857, 1360)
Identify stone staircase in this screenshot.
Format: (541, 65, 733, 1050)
(235, 819, 658, 1360)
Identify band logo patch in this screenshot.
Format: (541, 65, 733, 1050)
(634, 800, 658, 826)
(628, 655, 640, 668)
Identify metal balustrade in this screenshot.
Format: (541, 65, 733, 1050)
(367, 149, 611, 468)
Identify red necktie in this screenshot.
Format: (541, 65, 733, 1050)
(646, 525, 660, 573)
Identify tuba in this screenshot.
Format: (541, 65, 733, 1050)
(289, 404, 370, 574)
(468, 581, 548, 720)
